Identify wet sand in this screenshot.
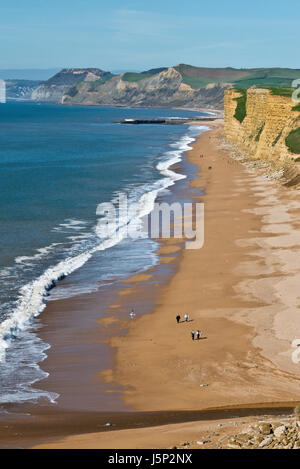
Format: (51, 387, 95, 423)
(33, 405, 295, 450)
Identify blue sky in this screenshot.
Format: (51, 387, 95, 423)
(0, 0, 299, 71)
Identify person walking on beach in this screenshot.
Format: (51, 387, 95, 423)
(196, 330, 202, 340)
(176, 315, 181, 324)
(191, 330, 195, 341)
(130, 309, 136, 319)
(185, 313, 189, 322)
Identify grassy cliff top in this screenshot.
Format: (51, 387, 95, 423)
(177, 65, 300, 90)
(119, 64, 300, 90)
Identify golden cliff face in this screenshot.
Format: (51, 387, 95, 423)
(224, 88, 300, 167)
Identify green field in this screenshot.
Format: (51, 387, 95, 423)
(265, 87, 294, 97)
(122, 72, 152, 82)
(175, 64, 300, 90)
(117, 64, 300, 92)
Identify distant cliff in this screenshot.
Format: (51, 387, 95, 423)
(224, 88, 300, 184)
(62, 67, 229, 109)
(30, 65, 300, 110)
(31, 68, 112, 103)
(5, 80, 40, 100)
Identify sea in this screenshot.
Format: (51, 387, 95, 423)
(0, 101, 209, 408)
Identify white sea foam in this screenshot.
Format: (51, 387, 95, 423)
(15, 243, 61, 265)
(0, 337, 59, 405)
(0, 268, 13, 278)
(0, 125, 209, 401)
(67, 233, 92, 242)
(157, 133, 195, 182)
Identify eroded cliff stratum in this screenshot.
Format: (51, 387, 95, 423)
(224, 88, 300, 185)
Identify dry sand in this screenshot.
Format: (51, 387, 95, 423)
(33, 120, 300, 448)
(107, 120, 300, 411)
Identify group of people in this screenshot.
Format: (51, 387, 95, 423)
(130, 309, 203, 341)
(191, 329, 202, 341)
(176, 313, 190, 323)
(176, 314, 203, 341)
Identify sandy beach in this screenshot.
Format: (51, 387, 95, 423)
(2, 119, 300, 449)
(32, 119, 300, 448)
(101, 120, 300, 411)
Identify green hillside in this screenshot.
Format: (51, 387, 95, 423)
(119, 64, 300, 90)
(175, 64, 300, 90)
(87, 72, 114, 91)
(122, 72, 153, 82)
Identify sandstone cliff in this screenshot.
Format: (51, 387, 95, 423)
(224, 88, 300, 183)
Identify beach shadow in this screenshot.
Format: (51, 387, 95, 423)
(197, 337, 208, 341)
(177, 319, 194, 324)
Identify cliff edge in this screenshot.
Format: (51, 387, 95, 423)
(31, 68, 111, 103)
(224, 88, 300, 185)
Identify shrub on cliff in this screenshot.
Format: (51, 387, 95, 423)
(233, 89, 247, 123)
(286, 128, 300, 154)
(267, 87, 294, 98)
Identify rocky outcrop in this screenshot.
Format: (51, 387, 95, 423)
(31, 68, 110, 103)
(224, 88, 300, 167)
(226, 419, 300, 449)
(62, 67, 230, 109)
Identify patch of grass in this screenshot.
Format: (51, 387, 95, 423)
(235, 77, 296, 89)
(255, 123, 265, 141)
(233, 89, 247, 123)
(122, 72, 152, 83)
(265, 87, 294, 97)
(286, 127, 300, 154)
(292, 103, 300, 112)
(141, 67, 167, 76)
(181, 75, 214, 89)
(295, 157, 300, 162)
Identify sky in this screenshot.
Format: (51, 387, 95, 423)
(0, 0, 299, 73)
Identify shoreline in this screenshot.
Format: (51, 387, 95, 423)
(1, 118, 300, 449)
